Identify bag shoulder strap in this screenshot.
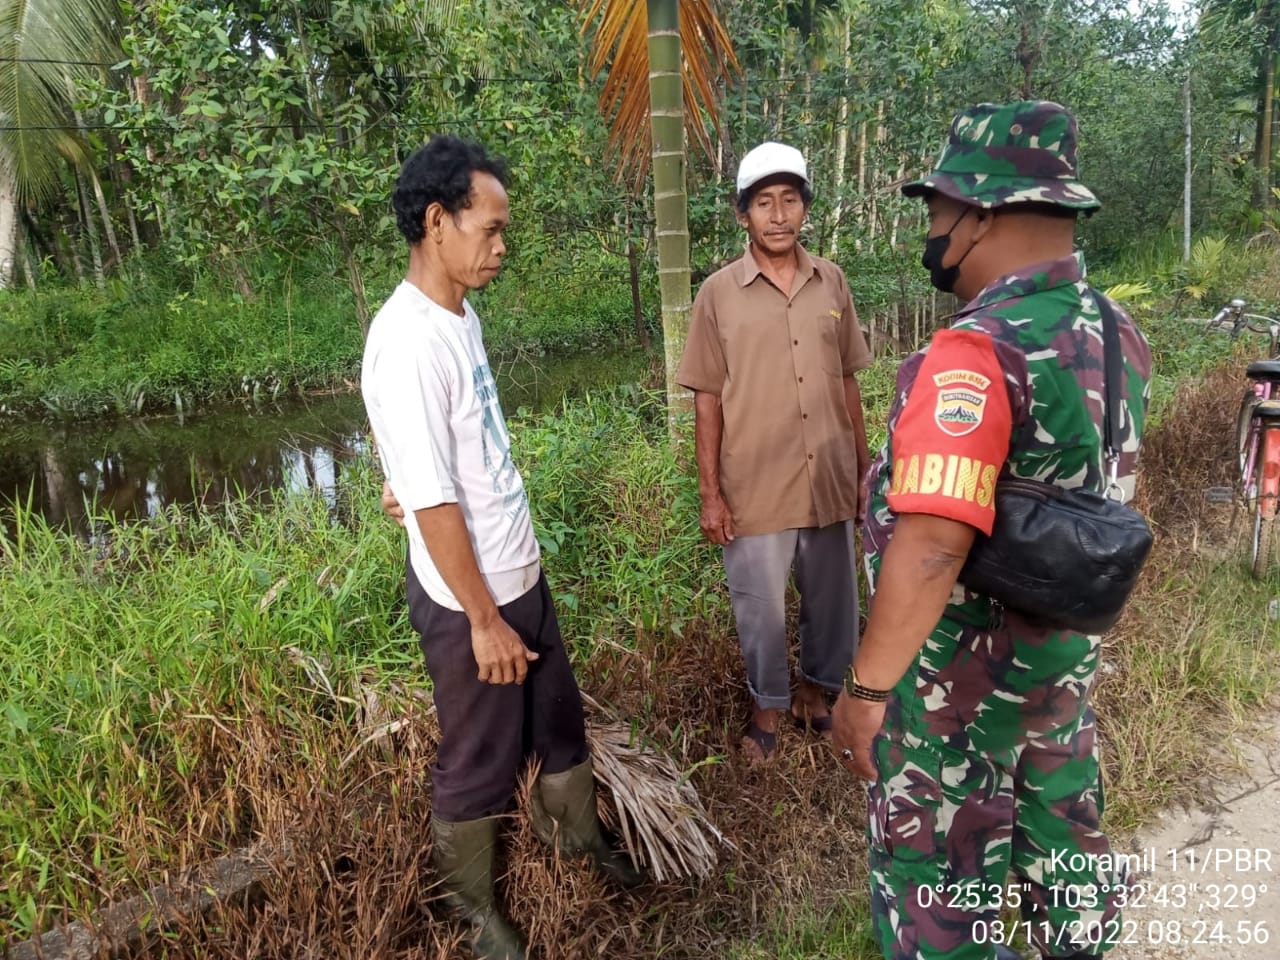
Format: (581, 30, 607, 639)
(1091, 287, 1124, 494)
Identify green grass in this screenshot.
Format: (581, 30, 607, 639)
(3, 383, 1278, 950)
(5, 234, 1280, 950)
(0, 245, 650, 421)
(0, 390, 724, 940)
(1099, 548, 1280, 833)
(726, 897, 878, 959)
(0, 478, 420, 935)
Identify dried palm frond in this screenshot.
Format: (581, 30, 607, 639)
(578, 0, 739, 192)
(582, 695, 732, 882)
(287, 647, 730, 881)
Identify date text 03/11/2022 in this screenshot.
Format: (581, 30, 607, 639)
(970, 918, 1270, 948)
(915, 865, 1273, 951)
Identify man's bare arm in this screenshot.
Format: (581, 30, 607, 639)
(854, 512, 975, 689)
(414, 502, 538, 684)
(832, 512, 975, 778)
(693, 390, 735, 545)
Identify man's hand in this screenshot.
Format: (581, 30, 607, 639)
(471, 616, 540, 684)
(856, 471, 870, 526)
(832, 689, 886, 780)
(382, 480, 406, 527)
(699, 493, 736, 546)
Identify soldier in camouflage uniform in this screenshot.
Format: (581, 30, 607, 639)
(830, 101, 1152, 960)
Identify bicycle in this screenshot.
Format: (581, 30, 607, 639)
(1201, 299, 1280, 578)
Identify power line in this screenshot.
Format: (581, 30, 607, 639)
(0, 55, 579, 86)
(0, 112, 571, 133)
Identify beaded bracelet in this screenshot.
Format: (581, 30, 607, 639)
(844, 665, 891, 702)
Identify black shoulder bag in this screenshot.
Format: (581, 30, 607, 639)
(956, 290, 1153, 634)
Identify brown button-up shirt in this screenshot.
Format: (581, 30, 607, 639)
(677, 243, 872, 536)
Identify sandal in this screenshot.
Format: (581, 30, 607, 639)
(792, 712, 833, 735)
(790, 703, 833, 737)
(741, 721, 778, 763)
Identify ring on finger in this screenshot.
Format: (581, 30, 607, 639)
(841, 748, 854, 761)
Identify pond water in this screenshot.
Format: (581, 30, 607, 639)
(0, 348, 650, 533)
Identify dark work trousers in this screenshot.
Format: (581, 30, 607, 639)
(406, 564, 590, 823)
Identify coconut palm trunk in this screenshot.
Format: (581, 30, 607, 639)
(0, 173, 17, 286)
(647, 0, 692, 427)
(579, 0, 736, 431)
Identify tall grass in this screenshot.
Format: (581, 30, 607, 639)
(0, 477, 412, 937)
(2, 362, 1279, 955)
(0, 245, 651, 421)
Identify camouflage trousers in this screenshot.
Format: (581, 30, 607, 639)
(867, 611, 1126, 960)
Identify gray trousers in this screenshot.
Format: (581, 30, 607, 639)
(722, 520, 859, 711)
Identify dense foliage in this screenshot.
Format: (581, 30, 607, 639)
(0, 0, 1269, 293)
(0, 0, 1271, 420)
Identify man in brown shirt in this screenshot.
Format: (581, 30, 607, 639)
(677, 142, 872, 762)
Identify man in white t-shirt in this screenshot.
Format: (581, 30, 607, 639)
(362, 135, 640, 960)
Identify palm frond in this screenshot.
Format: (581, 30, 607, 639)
(415, 0, 466, 31)
(583, 702, 732, 882)
(0, 0, 120, 202)
(579, 0, 739, 191)
(1103, 282, 1154, 306)
(290, 651, 731, 883)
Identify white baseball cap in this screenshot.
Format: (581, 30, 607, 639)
(736, 141, 809, 194)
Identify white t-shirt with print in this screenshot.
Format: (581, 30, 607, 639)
(361, 281, 540, 610)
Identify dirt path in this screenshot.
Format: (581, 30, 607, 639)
(1110, 718, 1280, 960)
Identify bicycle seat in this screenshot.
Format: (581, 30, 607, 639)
(1252, 401, 1280, 419)
(1247, 360, 1280, 380)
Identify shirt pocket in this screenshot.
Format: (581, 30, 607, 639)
(817, 309, 846, 378)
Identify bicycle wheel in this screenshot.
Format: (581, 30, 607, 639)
(1251, 429, 1278, 579)
(1252, 506, 1274, 579)
(1237, 390, 1260, 488)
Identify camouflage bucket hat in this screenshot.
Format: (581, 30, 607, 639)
(901, 100, 1100, 211)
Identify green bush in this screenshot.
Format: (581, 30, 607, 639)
(1, 244, 654, 420)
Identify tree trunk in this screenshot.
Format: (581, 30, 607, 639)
(855, 117, 867, 252)
(889, 158, 906, 248)
(627, 238, 650, 350)
(335, 221, 370, 337)
(73, 102, 123, 267)
(1183, 75, 1192, 260)
(23, 209, 62, 274)
(829, 14, 852, 259)
(1018, 15, 1038, 98)
(20, 240, 36, 291)
(89, 170, 122, 269)
(647, 0, 693, 431)
(868, 101, 885, 243)
(801, 68, 812, 126)
(774, 0, 787, 129)
(1258, 48, 1276, 206)
(0, 170, 19, 288)
(74, 167, 105, 288)
(349, 254, 369, 336)
(230, 260, 255, 300)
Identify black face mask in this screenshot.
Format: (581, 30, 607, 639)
(921, 208, 978, 293)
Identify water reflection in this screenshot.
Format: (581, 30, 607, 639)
(0, 393, 369, 534)
(0, 347, 649, 535)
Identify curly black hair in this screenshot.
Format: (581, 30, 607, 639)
(392, 135, 510, 245)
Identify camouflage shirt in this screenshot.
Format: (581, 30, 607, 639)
(865, 252, 1152, 632)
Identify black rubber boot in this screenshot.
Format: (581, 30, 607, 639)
(529, 758, 646, 889)
(431, 817, 527, 960)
